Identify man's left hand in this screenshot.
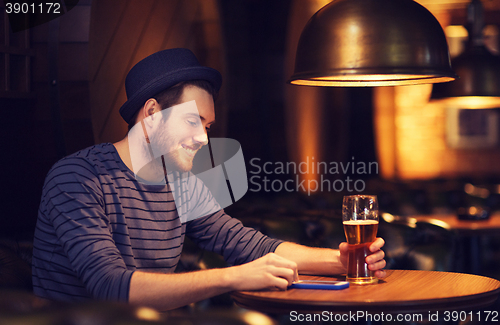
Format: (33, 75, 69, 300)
(339, 238, 386, 279)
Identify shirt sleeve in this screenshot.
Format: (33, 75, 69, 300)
(42, 156, 134, 301)
(185, 210, 284, 265)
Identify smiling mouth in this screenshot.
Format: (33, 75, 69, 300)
(181, 144, 201, 157)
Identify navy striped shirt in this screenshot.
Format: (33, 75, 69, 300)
(32, 143, 282, 302)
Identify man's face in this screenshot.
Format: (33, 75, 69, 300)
(149, 86, 215, 172)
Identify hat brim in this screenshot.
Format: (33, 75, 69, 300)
(119, 66, 222, 124)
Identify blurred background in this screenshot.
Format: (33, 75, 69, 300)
(1, 0, 500, 322)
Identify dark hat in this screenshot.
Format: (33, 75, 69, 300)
(119, 48, 222, 124)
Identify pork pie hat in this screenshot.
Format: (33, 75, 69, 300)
(119, 48, 222, 124)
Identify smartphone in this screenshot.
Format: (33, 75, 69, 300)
(288, 280, 349, 290)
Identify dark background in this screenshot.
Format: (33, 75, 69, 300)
(0, 0, 377, 239)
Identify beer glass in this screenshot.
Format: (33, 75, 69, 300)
(342, 195, 379, 285)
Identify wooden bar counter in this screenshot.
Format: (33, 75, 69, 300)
(231, 270, 500, 314)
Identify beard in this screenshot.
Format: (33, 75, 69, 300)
(146, 114, 204, 174)
(161, 149, 193, 173)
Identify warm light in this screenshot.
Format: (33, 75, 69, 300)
(382, 213, 395, 223)
(434, 96, 500, 109)
(416, 0, 471, 11)
(373, 87, 396, 179)
(382, 213, 417, 228)
(464, 183, 475, 194)
(134, 307, 161, 321)
(445, 25, 468, 38)
(464, 183, 490, 198)
(241, 311, 275, 325)
(315, 75, 448, 81)
(444, 25, 468, 57)
(294, 87, 322, 194)
(291, 75, 456, 87)
(422, 218, 451, 230)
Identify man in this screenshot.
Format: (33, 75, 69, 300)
(32, 49, 386, 311)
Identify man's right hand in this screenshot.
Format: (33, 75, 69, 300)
(225, 253, 298, 291)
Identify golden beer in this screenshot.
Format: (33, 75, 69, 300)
(343, 220, 378, 245)
(343, 220, 379, 284)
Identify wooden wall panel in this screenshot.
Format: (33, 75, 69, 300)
(89, 0, 157, 143)
(87, 0, 128, 80)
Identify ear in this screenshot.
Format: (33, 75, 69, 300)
(143, 98, 161, 117)
(141, 98, 161, 127)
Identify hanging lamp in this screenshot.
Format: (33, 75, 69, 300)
(289, 0, 457, 87)
(431, 0, 500, 108)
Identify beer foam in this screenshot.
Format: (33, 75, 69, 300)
(343, 220, 378, 225)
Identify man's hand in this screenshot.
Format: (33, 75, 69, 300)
(339, 237, 386, 278)
(226, 253, 298, 291)
(129, 253, 298, 311)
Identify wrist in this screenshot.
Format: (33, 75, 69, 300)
(221, 265, 239, 291)
(310, 248, 345, 275)
(334, 249, 347, 273)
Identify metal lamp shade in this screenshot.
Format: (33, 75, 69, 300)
(431, 45, 500, 108)
(289, 0, 457, 87)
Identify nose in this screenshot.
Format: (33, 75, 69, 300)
(193, 129, 209, 146)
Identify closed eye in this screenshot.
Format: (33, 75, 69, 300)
(187, 119, 199, 127)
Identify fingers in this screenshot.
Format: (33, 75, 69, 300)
(267, 273, 292, 290)
(262, 253, 298, 288)
(339, 242, 348, 253)
(362, 238, 386, 274)
(268, 265, 296, 287)
(366, 249, 385, 264)
(369, 237, 385, 252)
(338, 242, 348, 270)
(368, 257, 386, 271)
(233, 253, 300, 291)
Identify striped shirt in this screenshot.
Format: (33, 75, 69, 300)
(32, 143, 282, 302)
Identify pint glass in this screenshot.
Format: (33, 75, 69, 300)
(342, 195, 379, 285)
